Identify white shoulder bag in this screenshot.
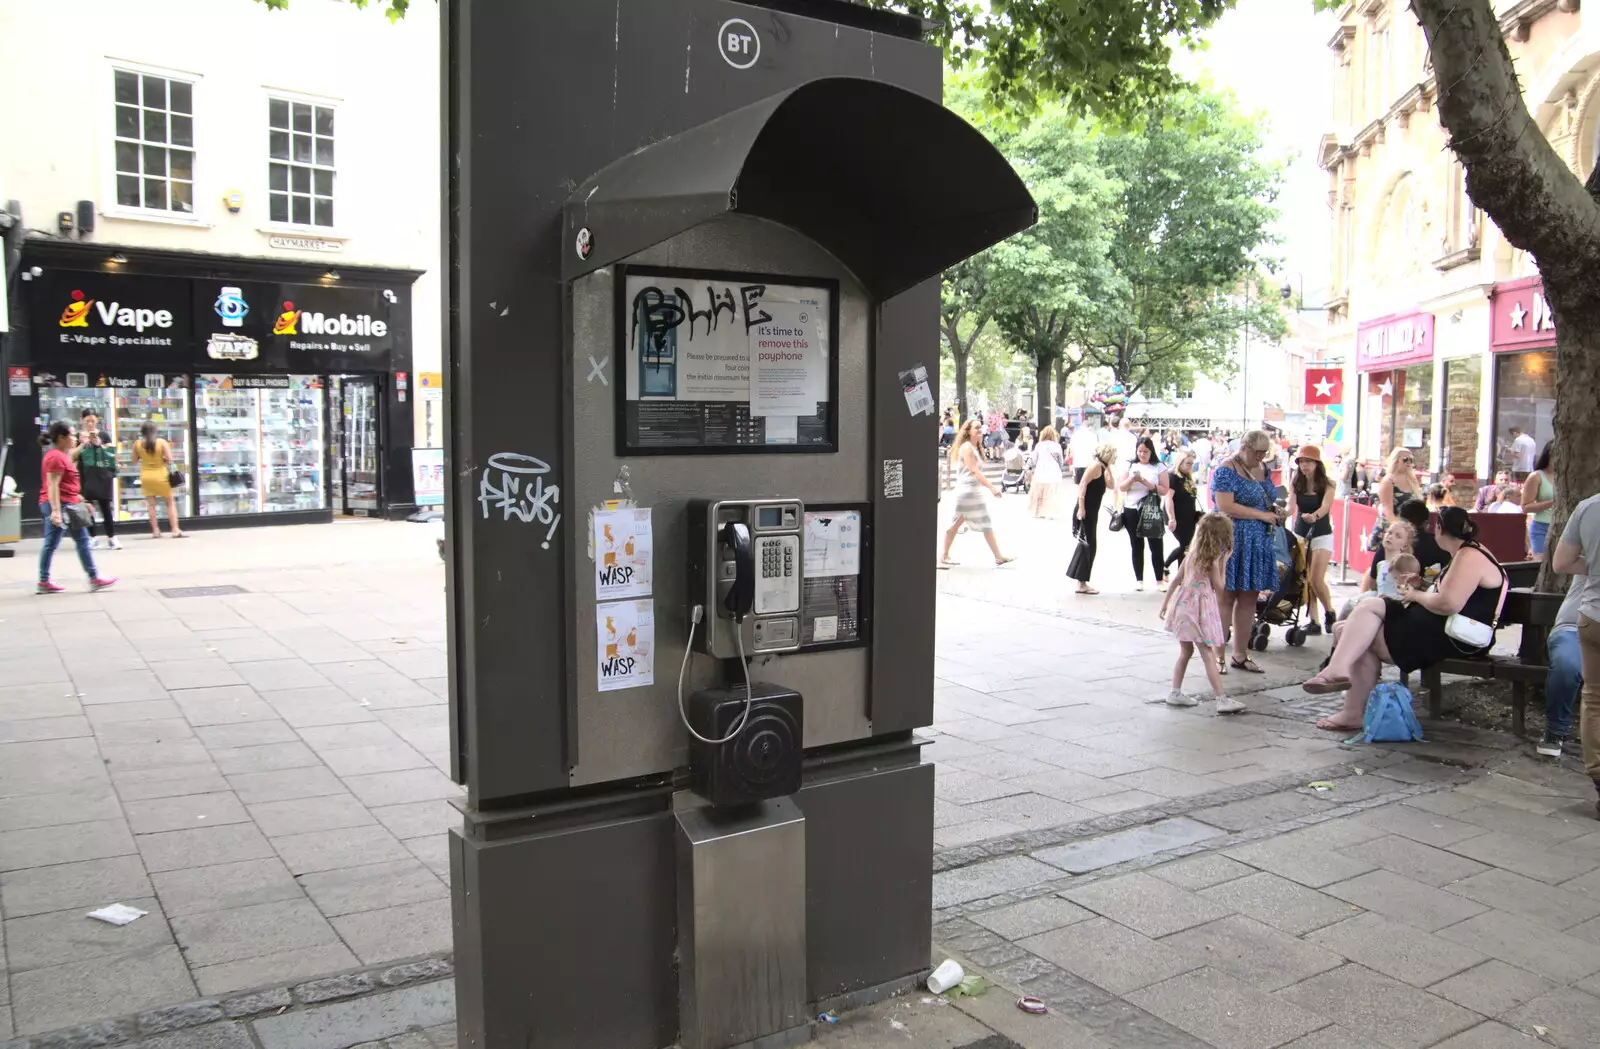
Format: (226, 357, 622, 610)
(1443, 552, 1507, 651)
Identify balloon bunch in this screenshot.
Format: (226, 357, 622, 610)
(1089, 383, 1129, 418)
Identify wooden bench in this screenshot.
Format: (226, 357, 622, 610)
(1418, 583, 1564, 733)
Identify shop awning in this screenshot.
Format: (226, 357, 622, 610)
(561, 77, 1037, 300)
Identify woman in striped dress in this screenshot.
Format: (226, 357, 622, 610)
(940, 417, 1014, 568)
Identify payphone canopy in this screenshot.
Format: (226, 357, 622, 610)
(561, 77, 1037, 300)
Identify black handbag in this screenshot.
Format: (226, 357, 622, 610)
(168, 468, 187, 488)
(1107, 508, 1125, 532)
(1066, 540, 1092, 581)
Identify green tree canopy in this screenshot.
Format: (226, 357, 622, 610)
(1078, 89, 1283, 396)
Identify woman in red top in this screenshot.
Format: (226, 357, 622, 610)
(38, 421, 115, 595)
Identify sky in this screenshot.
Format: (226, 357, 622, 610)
(1173, 0, 1336, 300)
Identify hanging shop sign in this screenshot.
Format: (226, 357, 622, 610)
(26, 269, 403, 373)
(1490, 277, 1557, 353)
(1355, 311, 1434, 372)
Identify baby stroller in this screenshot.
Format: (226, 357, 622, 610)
(999, 442, 1030, 494)
(1249, 525, 1311, 650)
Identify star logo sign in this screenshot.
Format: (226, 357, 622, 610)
(1509, 302, 1527, 329)
(1313, 377, 1335, 398)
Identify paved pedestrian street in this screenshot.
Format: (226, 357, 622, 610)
(2, 512, 1598, 1049)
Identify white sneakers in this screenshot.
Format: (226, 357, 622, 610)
(109, 537, 123, 550)
(1163, 689, 1246, 715)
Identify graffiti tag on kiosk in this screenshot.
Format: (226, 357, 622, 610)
(478, 452, 561, 549)
(630, 283, 774, 354)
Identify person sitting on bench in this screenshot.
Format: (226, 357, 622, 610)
(1539, 575, 1585, 758)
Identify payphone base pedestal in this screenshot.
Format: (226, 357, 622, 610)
(676, 795, 807, 1049)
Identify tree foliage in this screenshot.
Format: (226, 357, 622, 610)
(864, 0, 1235, 121)
(253, 0, 413, 22)
(984, 112, 1120, 415)
(1078, 90, 1283, 397)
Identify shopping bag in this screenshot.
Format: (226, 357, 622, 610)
(1137, 494, 1166, 538)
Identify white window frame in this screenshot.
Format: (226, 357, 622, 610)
(262, 88, 343, 237)
(100, 58, 209, 227)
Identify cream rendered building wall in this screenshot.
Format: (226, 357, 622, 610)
(1321, 0, 1591, 481)
(0, 0, 441, 448)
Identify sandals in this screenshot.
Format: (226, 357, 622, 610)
(994, 556, 1015, 567)
(1302, 674, 1351, 695)
(1075, 585, 1099, 595)
(1230, 657, 1266, 674)
(938, 558, 959, 569)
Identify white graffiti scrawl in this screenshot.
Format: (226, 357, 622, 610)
(478, 452, 562, 549)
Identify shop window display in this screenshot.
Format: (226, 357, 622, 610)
(1358, 364, 1432, 470)
(1493, 350, 1556, 473)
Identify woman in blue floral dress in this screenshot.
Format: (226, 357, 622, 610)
(1209, 430, 1285, 674)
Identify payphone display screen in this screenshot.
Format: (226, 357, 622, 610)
(617, 266, 839, 455)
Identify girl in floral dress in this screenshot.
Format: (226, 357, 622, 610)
(1159, 513, 1246, 714)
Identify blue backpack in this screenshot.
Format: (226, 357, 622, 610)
(1350, 682, 1425, 744)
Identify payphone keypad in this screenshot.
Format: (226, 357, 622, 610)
(754, 535, 801, 616)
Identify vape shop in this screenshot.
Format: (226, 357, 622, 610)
(1354, 310, 1435, 469)
(4, 242, 421, 528)
(1489, 277, 1558, 475)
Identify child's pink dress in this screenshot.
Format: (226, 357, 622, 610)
(1166, 562, 1225, 646)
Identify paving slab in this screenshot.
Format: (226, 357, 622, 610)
(1033, 818, 1223, 874)
(1443, 831, 1600, 886)
(0, 818, 137, 872)
(8, 944, 197, 1035)
(1062, 872, 1232, 937)
(1335, 835, 1490, 887)
(1164, 914, 1345, 992)
(968, 897, 1094, 940)
(933, 856, 1063, 908)
(1426, 960, 1556, 1019)
(171, 897, 342, 967)
(1277, 964, 1482, 1049)
(1018, 917, 1200, 995)
(1307, 912, 1486, 987)
(152, 857, 304, 917)
(298, 859, 447, 918)
(1225, 835, 1379, 889)
(1128, 967, 1328, 1049)
(1445, 867, 1600, 931)
(0, 854, 153, 919)
(1322, 869, 1488, 932)
(1504, 986, 1600, 1049)
(1436, 910, 1600, 984)
(1199, 872, 1361, 935)
(137, 822, 276, 873)
(1429, 1022, 1540, 1048)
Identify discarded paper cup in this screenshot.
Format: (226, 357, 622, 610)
(926, 959, 965, 994)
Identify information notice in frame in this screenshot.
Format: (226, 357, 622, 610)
(801, 509, 863, 647)
(618, 266, 838, 454)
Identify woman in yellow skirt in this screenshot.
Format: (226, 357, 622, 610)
(136, 422, 185, 538)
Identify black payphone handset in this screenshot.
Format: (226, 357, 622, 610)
(681, 499, 805, 746)
(720, 521, 755, 619)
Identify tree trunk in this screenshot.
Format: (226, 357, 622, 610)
(1411, 0, 1600, 589)
(955, 348, 970, 423)
(1034, 357, 1053, 434)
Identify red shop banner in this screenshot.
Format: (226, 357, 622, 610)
(1490, 277, 1557, 352)
(1355, 311, 1434, 372)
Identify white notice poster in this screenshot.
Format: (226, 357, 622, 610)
(597, 599, 655, 692)
(749, 302, 824, 416)
(593, 508, 653, 599)
(804, 510, 862, 577)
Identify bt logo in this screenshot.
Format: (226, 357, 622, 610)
(214, 287, 249, 328)
(718, 18, 759, 69)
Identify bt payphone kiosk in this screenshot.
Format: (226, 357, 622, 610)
(446, 4, 1036, 1049)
